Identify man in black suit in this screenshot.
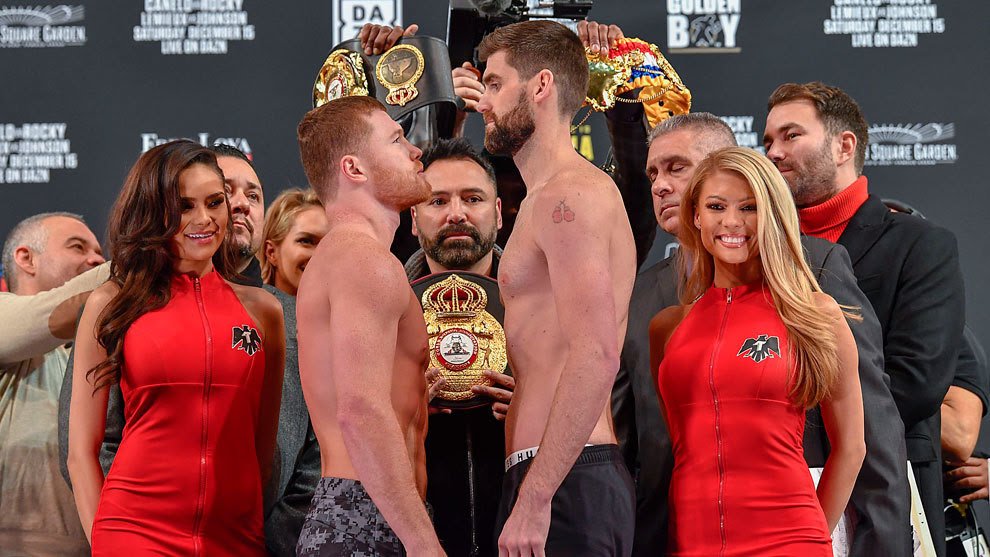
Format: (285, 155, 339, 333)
(764, 82, 966, 556)
(612, 112, 911, 556)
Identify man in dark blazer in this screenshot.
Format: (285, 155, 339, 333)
(612, 112, 911, 556)
(765, 82, 966, 556)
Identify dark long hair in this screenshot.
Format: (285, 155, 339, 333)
(88, 140, 239, 390)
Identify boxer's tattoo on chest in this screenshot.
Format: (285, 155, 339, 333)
(551, 200, 575, 223)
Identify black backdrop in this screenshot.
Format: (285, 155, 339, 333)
(2, 0, 987, 351)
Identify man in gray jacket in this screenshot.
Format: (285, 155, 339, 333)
(612, 113, 912, 556)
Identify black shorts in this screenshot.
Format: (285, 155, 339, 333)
(296, 477, 404, 557)
(495, 444, 634, 556)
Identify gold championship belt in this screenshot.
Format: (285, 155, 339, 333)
(375, 44, 425, 107)
(583, 37, 692, 128)
(411, 272, 509, 410)
(312, 36, 459, 122)
(313, 49, 370, 105)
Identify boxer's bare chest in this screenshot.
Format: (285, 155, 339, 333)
(498, 202, 550, 304)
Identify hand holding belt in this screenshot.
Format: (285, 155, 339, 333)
(583, 37, 692, 128)
(312, 36, 460, 122)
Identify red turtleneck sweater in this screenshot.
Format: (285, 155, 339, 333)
(797, 176, 869, 243)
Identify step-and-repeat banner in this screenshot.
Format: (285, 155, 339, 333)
(2, 1, 987, 349)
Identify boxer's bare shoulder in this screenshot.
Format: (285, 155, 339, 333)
(304, 227, 406, 296)
(527, 165, 634, 282)
(500, 164, 628, 291)
(527, 163, 628, 237)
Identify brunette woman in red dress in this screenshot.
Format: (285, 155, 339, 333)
(649, 147, 865, 556)
(67, 140, 285, 555)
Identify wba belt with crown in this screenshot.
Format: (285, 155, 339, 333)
(410, 272, 509, 410)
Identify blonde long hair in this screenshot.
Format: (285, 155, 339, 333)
(259, 188, 323, 285)
(678, 147, 854, 408)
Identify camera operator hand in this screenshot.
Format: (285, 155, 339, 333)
(358, 22, 419, 55)
(577, 20, 624, 55)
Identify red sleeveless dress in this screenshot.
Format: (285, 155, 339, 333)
(91, 271, 267, 556)
(658, 283, 832, 557)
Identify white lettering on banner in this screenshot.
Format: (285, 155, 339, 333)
(134, 0, 254, 55)
(667, 16, 689, 47)
(718, 116, 764, 154)
(823, 0, 944, 48)
(865, 123, 958, 166)
(0, 5, 86, 48)
(666, 0, 741, 53)
(144, 0, 245, 11)
(140, 132, 254, 160)
(0, 123, 78, 185)
(333, 0, 401, 46)
(666, 0, 741, 16)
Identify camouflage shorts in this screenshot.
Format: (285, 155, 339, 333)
(296, 477, 404, 557)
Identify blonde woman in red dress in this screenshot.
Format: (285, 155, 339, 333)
(650, 147, 865, 556)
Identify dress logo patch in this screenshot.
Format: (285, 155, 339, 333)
(232, 325, 262, 356)
(736, 334, 780, 363)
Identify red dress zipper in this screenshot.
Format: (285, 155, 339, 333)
(708, 288, 732, 557)
(191, 277, 214, 556)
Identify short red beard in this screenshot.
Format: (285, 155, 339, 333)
(372, 162, 431, 211)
